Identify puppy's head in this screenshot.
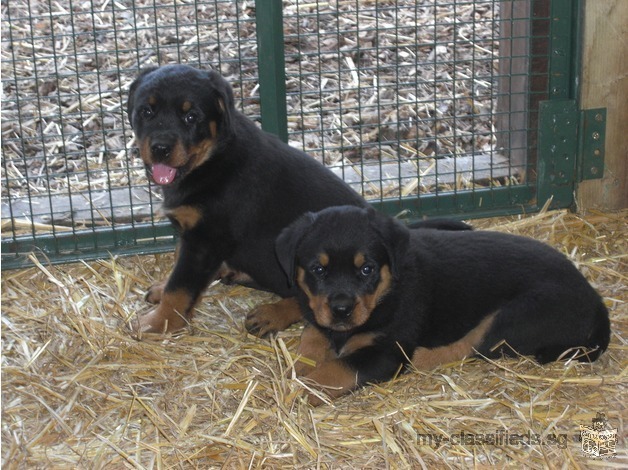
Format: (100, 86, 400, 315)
(276, 206, 409, 332)
(127, 64, 235, 186)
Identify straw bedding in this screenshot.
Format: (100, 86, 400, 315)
(2, 208, 626, 468)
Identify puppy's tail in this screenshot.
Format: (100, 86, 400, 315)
(534, 301, 610, 364)
(409, 218, 472, 231)
(582, 301, 611, 362)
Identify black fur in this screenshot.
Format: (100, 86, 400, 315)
(127, 64, 471, 334)
(278, 205, 610, 401)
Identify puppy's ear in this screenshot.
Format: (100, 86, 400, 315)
(206, 70, 236, 141)
(127, 66, 159, 128)
(275, 213, 317, 286)
(367, 208, 410, 279)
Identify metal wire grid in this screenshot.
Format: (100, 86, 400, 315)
(1, 0, 543, 268)
(282, 0, 531, 203)
(1, 1, 260, 265)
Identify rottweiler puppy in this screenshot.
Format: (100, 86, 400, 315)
(276, 206, 610, 405)
(127, 64, 470, 335)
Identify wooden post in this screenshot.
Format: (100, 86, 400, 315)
(577, 0, 628, 210)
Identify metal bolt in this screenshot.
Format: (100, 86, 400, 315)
(594, 149, 601, 157)
(590, 167, 599, 175)
(592, 131, 600, 140)
(595, 113, 604, 122)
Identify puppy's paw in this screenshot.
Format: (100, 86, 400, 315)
(145, 280, 166, 304)
(292, 357, 316, 377)
(300, 360, 358, 406)
(245, 298, 302, 337)
(129, 305, 189, 337)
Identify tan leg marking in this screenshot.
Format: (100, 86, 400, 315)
(133, 289, 195, 335)
(245, 297, 303, 337)
(294, 324, 337, 376)
(145, 279, 167, 304)
(304, 359, 359, 406)
(216, 262, 254, 285)
(412, 313, 497, 369)
(145, 244, 180, 304)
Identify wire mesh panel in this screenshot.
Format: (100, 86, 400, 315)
(281, 0, 535, 214)
(2, 1, 566, 268)
(1, 1, 261, 267)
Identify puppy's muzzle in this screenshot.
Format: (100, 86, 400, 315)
(329, 294, 355, 320)
(151, 143, 172, 161)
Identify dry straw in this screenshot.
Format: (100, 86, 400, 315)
(2, 208, 626, 468)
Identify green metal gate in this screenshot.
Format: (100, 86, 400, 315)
(1, 0, 602, 269)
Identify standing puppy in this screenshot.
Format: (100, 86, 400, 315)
(276, 206, 610, 405)
(127, 64, 471, 335)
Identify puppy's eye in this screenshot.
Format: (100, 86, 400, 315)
(360, 264, 375, 276)
(140, 107, 154, 119)
(183, 112, 198, 126)
(311, 265, 326, 277)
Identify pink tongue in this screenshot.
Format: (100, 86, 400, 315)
(152, 163, 177, 185)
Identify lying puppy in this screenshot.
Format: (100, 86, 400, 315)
(276, 206, 610, 405)
(127, 64, 470, 335)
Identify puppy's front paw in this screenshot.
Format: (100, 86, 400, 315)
(144, 280, 166, 304)
(245, 298, 302, 337)
(301, 361, 358, 406)
(130, 298, 191, 337)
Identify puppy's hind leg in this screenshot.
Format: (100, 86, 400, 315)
(475, 291, 610, 364)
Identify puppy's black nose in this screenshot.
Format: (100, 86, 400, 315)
(330, 296, 354, 319)
(151, 143, 171, 159)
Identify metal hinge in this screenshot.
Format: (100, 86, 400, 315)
(578, 108, 606, 181)
(537, 100, 578, 209)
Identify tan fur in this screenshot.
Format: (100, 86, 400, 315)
(244, 297, 303, 338)
(137, 289, 195, 334)
(297, 267, 334, 328)
(353, 252, 365, 268)
(338, 332, 382, 357)
(209, 120, 217, 139)
(352, 265, 392, 327)
(295, 324, 337, 376)
(166, 205, 202, 231)
(304, 360, 359, 406)
(189, 137, 216, 169)
(412, 313, 497, 369)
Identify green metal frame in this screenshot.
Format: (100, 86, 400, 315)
(1, 0, 594, 269)
(254, 2, 288, 143)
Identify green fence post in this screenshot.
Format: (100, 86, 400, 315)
(255, 0, 288, 142)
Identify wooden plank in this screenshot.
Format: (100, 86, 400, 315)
(2, 187, 158, 228)
(577, 0, 628, 210)
(330, 154, 513, 197)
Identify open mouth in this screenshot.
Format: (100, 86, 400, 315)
(149, 163, 179, 186)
